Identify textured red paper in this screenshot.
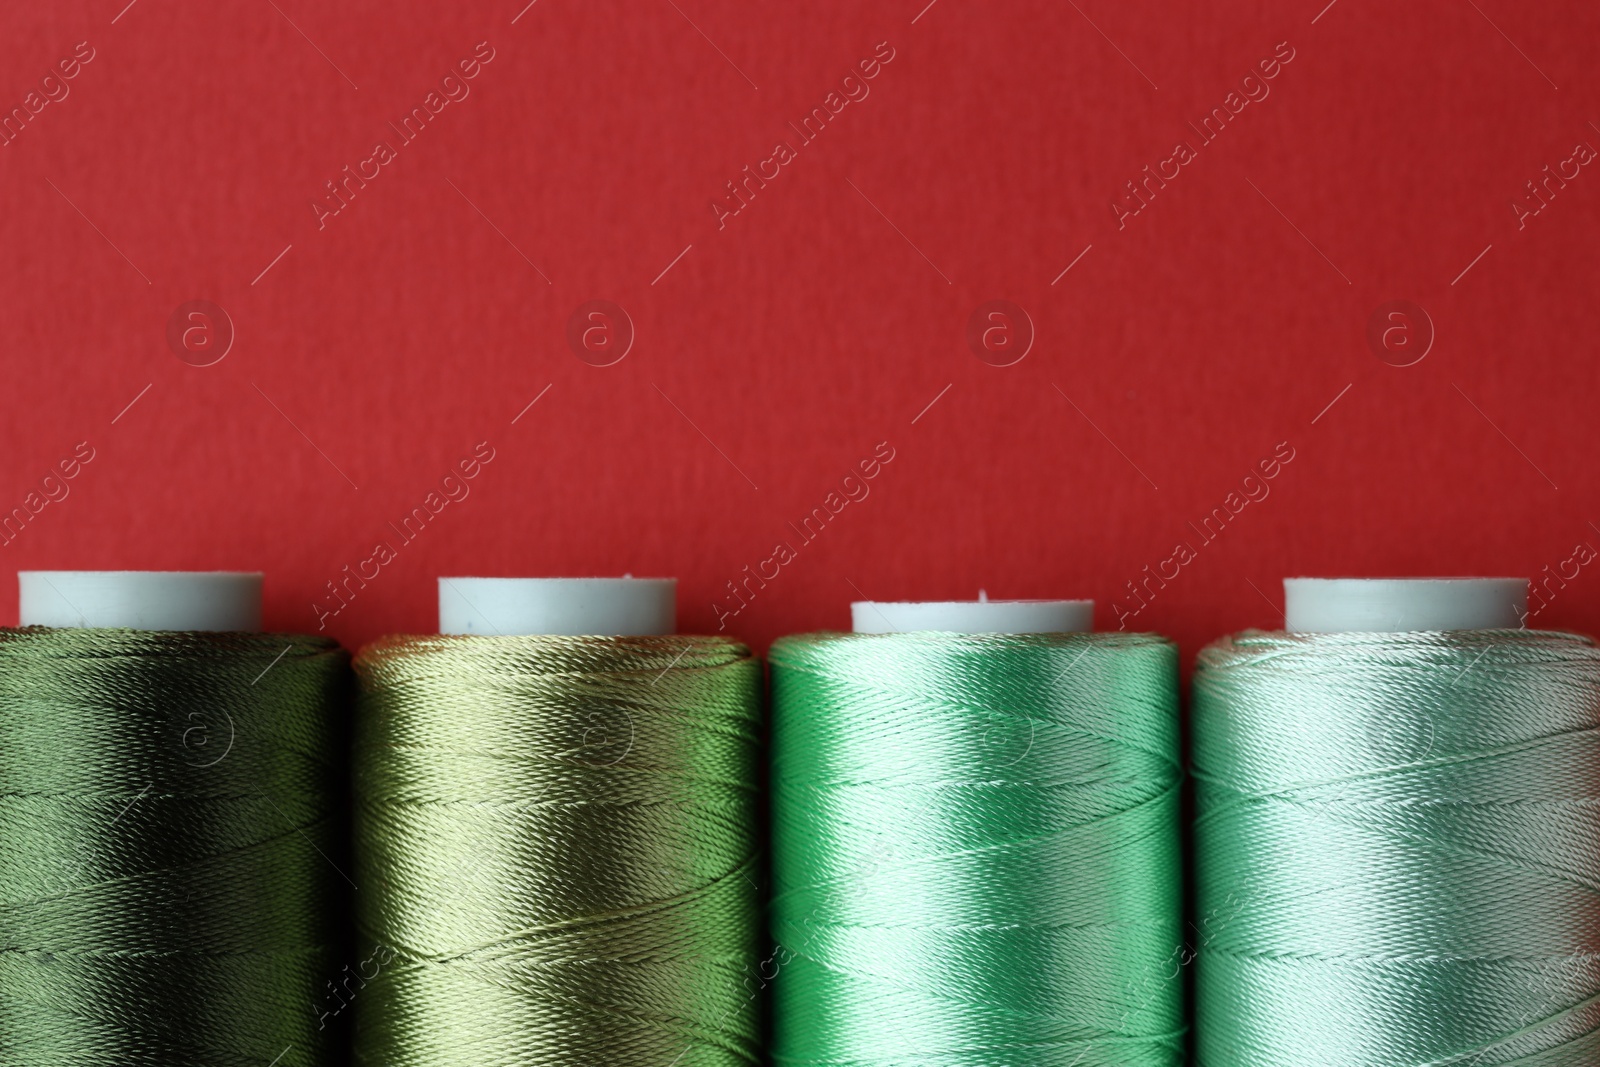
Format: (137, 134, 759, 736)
(2, 0, 1597, 673)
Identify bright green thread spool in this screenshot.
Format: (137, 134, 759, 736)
(769, 631, 1185, 1066)
(352, 634, 762, 1067)
(1193, 629, 1600, 1065)
(0, 627, 349, 1067)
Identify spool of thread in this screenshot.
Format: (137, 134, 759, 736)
(352, 577, 762, 1067)
(770, 597, 1185, 1066)
(1194, 577, 1600, 1065)
(0, 571, 348, 1067)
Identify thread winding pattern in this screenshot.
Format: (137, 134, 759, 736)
(1193, 629, 1600, 1066)
(352, 634, 762, 1067)
(769, 631, 1185, 1066)
(0, 627, 349, 1067)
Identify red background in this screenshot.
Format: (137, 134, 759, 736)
(3, 0, 1598, 670)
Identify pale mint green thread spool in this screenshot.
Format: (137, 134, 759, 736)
(1195, 578, 1600, 1066)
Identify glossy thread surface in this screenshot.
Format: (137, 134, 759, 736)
(0, 627, 348, 1067)
(1194, 629, 1600, 1066)
(353, 634, 762, 1067)
(769, 631, 1185, 1066)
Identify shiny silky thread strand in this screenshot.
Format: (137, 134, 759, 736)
(0, 627, 349, 1067)
(769, 631, 1186, 1067)
(1193, 629, 1600, 1066)
(352, 634, 762, 1067)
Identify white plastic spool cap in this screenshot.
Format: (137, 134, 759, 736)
(438, 577, 676, 636)
(851, 594, 1093, 634)
(1284, 578, 1527, 633)
(18, 571, 263, 632)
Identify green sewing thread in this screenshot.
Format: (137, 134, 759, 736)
(769, 631, 1185, 1066)
(0, 627, 348, 1067)
(1194, 629, 1600, 1065)
(352, 634, 762, 1067)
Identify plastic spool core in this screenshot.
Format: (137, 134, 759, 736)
(851, 596, 1094, 634)
(1284, 578, 1527, 633)
(17, 571, 263, 632)
(438, 577, 676, 636)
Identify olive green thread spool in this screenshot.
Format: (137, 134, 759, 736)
(352, 578, 762, 1067)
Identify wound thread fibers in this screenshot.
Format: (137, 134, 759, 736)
(1193, 629, 1600, 1065)
(352, 634, 762, 1067)
(0, 627, 349, 1067)
(769, 631, 1185, 1066)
